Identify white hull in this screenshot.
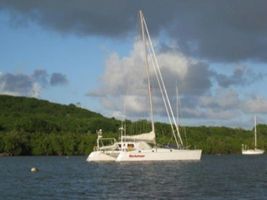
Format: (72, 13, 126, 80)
(87, 151, 119, 162)
(87, 149, 202, 162)
(116, 148, 202, 162)
(242, 149, 264, 155)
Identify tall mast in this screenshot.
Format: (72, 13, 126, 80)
(139, 10, 155, 136)
(140, 11, 183, 147)
(254, 116, 257, 149)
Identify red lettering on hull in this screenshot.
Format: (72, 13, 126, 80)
(129, 154, 145, 158)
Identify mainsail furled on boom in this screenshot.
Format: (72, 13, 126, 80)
(121, 131, 156, 144)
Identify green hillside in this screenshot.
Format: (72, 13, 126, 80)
(0, 95, 121, 155)
(0, 95, 120, 134)
(0, 95, 267, 156)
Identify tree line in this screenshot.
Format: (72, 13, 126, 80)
(0, 95, 266, 155)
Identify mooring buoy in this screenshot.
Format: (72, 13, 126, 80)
(31, 167, 39, 173)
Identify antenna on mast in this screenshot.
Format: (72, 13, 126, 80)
(254, 116, 257, 149)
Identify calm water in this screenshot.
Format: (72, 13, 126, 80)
(0, 155, 266, 200)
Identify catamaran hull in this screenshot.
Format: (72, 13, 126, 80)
(87, 151, 118, 162)
(242, 149, 264, 155)
(116, 149, 202, 162)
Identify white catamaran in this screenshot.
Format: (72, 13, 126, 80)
(87, 10, 202, 162)
(242, 116, 264, 155)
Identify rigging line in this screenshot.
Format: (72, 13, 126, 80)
(148, 39, 183, 147)
(149, 51, 179, 147)
(140, 11, 155, 136)
(122, 51, 130, 138)
(143, 21, 175, 126)
(140, 12, 179, 146)
(254, 116, 257, 149)
(176, 83, 179, 126)
(142, 15, 183, 147)
(176, 84, 188, 148)
(142, 18, 179, 147)
(176, 84, 181, 146)
(175, 86, 181, 143)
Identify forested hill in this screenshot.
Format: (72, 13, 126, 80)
(0, 95, 121, 156)
(0, 95, 120, 134)
(0, 95, 267, 156)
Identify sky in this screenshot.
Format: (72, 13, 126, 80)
(1, 0, 267, 129)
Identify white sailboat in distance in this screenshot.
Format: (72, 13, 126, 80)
(242, 116, 264, 155)
(87, 10, 202, 162)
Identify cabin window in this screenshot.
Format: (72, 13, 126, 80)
(127, 143, 135, 151)
(127, 144, 134, 148)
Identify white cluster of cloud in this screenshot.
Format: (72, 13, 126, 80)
(0, 70, 68, 98)
(89, 40, 267, 126)
(243, 97, 267, 114)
